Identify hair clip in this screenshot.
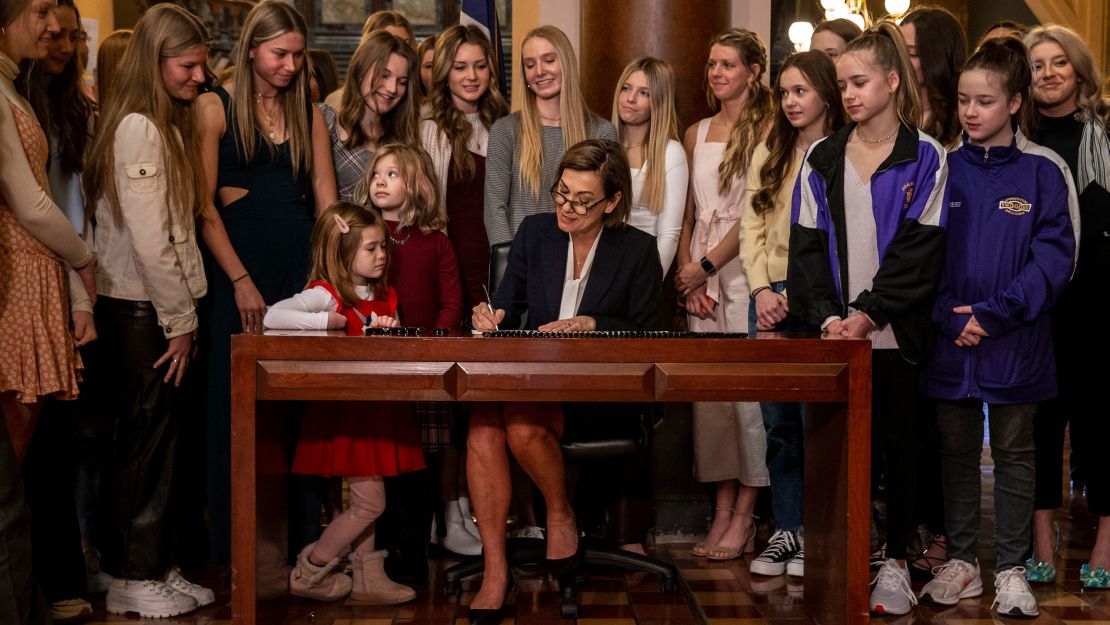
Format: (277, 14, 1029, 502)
(333, 213, 351, 234)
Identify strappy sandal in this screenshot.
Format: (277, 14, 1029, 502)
(692, 507, 733, 557)
(706, 513, 757, 561)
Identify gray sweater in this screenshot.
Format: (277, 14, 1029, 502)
(483, 112, 616, 245)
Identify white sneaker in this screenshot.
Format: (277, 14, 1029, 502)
(920, 558, 982, 605)
(164, 566, 216, 607)
(870, 559, 917, 615)
(106, 578, 198, 618)
(993, 567, 1039, 617)
(786, 548, 804, 577)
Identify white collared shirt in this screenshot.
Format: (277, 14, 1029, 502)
(558, 231, 602, 319)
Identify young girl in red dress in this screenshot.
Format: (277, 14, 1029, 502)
(263, 202, 424, 603)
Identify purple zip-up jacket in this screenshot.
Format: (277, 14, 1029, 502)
(925, 132, 1079, 403)
(788, 122, 948, 363)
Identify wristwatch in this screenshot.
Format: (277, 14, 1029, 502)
(699, 255, 718, 277)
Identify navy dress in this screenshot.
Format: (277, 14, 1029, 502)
(205, 86, 315, 562)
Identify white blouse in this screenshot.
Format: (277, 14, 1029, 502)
(626, 139, 688, 272)
(558, 231, 602, 320)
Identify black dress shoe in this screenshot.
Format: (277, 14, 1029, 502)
(546, 541, 585, 580)
(468, 577, 514, 625)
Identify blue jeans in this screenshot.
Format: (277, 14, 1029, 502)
(750, 281, 804, 531)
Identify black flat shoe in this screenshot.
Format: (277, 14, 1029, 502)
(468, 577, 514, 625)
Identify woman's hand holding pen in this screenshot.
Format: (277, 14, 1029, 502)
(471, 302, 505, 332)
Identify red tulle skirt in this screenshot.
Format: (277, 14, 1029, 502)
(292, 401, 425, 477)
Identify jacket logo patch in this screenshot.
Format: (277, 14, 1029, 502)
(902, 181, 915, 209)
(998, 196, 1031, 216)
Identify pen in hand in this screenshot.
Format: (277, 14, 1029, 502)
(482, 285, 499, 331)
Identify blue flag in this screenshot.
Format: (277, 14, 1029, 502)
(460, 0, 507, 95)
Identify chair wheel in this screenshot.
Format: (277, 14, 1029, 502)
(661, 577, 676, 593)
(560, 598, 578, 618)
(443, 580, 460, 598)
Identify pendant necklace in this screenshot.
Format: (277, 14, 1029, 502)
(256, 93, 278, 140)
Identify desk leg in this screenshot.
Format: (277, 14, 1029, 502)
(232, 358, 289, 624)
(803, 399, 871, 625)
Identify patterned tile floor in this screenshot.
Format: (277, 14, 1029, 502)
(81, 447, 1106, 624)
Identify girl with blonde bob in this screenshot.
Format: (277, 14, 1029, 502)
(610, 56, 687, 271)
(484, 24, 616, 246)
(1023, 23, 1110, 591)
(83, 4, 214, 617)
(198, 0, 337, 562)
(325, 30, 418, 201)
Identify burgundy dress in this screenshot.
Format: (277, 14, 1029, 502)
(445, 153, 490, 311)
(291, 281, 425, 477)
(385, 220, 464, 329)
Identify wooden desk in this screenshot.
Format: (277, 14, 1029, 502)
(231, 332, 871, 625)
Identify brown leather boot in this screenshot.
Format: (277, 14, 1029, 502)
(289, 543, 353, 601)
(349, 550, 416, 604)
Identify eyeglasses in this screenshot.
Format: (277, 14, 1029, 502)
(549, 187, 609, 215)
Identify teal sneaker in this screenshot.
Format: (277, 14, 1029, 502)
(1024, 558, 1056, 584)
(1080, 564, 1109, 589)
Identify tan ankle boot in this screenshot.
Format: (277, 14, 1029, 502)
(349, 550, 416, 604)
(290, 543, 353, 601)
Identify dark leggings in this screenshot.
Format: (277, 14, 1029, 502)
(872, 350, 922, 560)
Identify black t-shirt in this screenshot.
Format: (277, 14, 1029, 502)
(1030, 110, 1083, 187)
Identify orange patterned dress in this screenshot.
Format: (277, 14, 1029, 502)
(0, 101, 81, 402)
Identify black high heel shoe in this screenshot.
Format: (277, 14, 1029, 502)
(546, 539, 585, 580)
(468, 576, 514, 625)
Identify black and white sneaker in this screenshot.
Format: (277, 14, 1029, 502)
(786, 548, 804, 577)
(750, 529, 800, 576)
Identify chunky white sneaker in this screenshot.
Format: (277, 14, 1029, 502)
(786, 548, 805, 577)
(106, 579, 198, 618)
(993, 567, 1039, 617)
(920, 559, 982, 605)
(870, 559, 917, 615)
(164, 566, 216, 607)
(750, 529, 800, 576)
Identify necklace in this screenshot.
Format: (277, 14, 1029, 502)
(540, 114, 561, 123)
(854, 125, 898, 144)
(255, 93, 279, 140)
(389, 226, 412, 247)
(624, 143, 644, 152)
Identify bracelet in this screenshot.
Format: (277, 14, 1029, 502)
(232, 273, 250, 284)
(751, 286, 771, 298)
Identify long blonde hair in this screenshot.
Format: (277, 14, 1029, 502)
(84, 4, 208, 224)
(706, 29, 774, 195)
(308, 202, 390, 306)
(339, 30, 418, 150)
(95, 29, 132, 112)
(1024, 24, 1110, 127)
(229, 1, 312, 175)
(610, 57, 679, 214)
(357, 143, 444, 233)
(428, 24, 509, 181)
(519, 25, 592, 198)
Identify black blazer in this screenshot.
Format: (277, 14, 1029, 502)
(492, 214, 663, 331)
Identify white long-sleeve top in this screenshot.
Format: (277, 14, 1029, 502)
(626, 139, 687, 271)
(264, 284, 383, 330)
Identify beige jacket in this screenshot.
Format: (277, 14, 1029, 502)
(739, 142, 798, 291)
(91, 113, 207, 339)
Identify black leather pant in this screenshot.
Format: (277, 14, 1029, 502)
(94, 297, 178, 580)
